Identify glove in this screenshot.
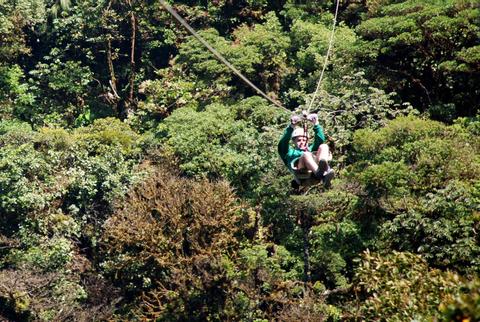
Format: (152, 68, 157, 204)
(307, 113, 318, 124)
(290, 115, 301, 125)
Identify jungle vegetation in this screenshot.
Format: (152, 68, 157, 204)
(0, 0, 479, 320)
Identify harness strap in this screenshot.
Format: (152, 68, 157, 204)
(302, 111, 309, 146)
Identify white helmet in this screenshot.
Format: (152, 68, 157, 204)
(292, 127, 307, 139)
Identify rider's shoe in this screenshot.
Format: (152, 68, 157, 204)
(314, 159, 329, 180)
(318, 158, 328, 173)
(323, 168, 335, 188)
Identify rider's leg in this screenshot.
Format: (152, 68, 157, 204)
(296, 152, 319, 173)
(315, 144, 330, 174)
(315, 144, 330, 162)
(315, 144, 335, 186)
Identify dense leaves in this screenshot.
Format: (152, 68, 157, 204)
(0, 0, 479, 320)
(356, 0, 480, 119)
(351, 250, 462, 320)
(101, 168, 242, 320)
(351, 116, 480, 273)
(156, 96, 288, 197)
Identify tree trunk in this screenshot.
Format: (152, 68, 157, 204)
(128, 11, 136, 105)
(300, 211, 311, 283)
(106, 38, 120, 113)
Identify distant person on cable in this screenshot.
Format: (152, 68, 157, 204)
(278, 113, 334, 188)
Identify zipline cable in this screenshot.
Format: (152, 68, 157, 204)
(158, 0, 288, 111)
(306, 0, 341, 113)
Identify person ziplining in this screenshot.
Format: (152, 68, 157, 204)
(159, 0, 340, 189)
(278, 113, 334, 190)
(277, 0, 339, 190)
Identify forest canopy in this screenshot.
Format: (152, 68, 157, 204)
(0, 0, 479, 320)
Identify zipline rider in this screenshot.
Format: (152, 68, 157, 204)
(278, 113, 334, 188)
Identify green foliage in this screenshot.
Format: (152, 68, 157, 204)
(156, 97, 288, 197)
(3, 210, 81, 272)
(134, 74, 197, 130)
(439, 278, 480, 321)
(287, 185, 365, 290)
(162, 12, 290, 108)
(310, 220, 362, 289)
(379, 181, 480, 273)
(101, 168, 244, 320)
(0, 118, 144, 283)
(360, 161, 412, 198)
(283, 13, 362, 111)
(281, 0, 330, 22)
(350, 116, 480, 272)
(8, 235, 73, 271)
(0, 0, 479, 319)
(35, 120, 142, 214)
(0, 0, 46, 61)
(312, 72, 415, 164)
(352, 250, 462, 321)
(454, 114, 480, 138)
(288, 17, 357, 90)
(252, 162, 296, 243)
(233, 12, 290, 93)
(352, 115, 446, 159)
(235, 244, 302, 281)
(355, 0, 480, 118)
(223, 243, 334, 321)
(27, 57, 94, 126)
(0, 119, 32, 136)
(178, 28, 259, 83)
(31, 59, 92, 94)
(0, 118, 143, 319)
(0, 65, 35, 119)
(73, 117, 142, 155)
(0, 143, 55, 218)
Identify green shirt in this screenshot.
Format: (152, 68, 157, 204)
(277, 124, 325, 171)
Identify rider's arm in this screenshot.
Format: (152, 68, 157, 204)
(310, 123, 325, 152)
(278, 125, 294, 164)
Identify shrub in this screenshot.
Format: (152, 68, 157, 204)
(439, 277, 480, 321)
(156, 98, 288, 197)
(101, 168, 244, 320)
(348, 116, 480, 272)
(352, 251, 462, 321)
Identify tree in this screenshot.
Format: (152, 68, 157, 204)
(351, 250, 463, 320)
(350, 116, 480, 273)
(155, 96, 288, 198)
(101, 167, 244, 320)
(0, 0, 45, 121)
(0, 118, 143, 320)
(355, 0, 480, 120)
